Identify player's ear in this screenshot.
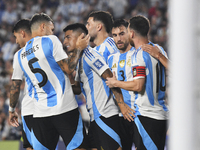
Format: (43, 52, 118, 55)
(97, 23, 102, 32)
(40, 23, 45, 31)
(21, 30, 25, 38)
(130, 30, 134, 39)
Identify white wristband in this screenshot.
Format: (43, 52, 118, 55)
(9, 106, 15, 113)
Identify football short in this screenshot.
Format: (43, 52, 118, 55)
(21, 115, 34, 149)
(119, 117, 134, 150)
(133, 115, 167, 150)
(32, 108, 87, 150)
(87, 115, 122, 150)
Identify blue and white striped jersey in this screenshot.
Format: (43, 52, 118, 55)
(75, 46, 119, 121)
(108, 47, 135, 116)
(94, 37, 118, 62)
(131, 42, 169, 120)
(21, 81, 34, 116)
(12, 35, 78, 118)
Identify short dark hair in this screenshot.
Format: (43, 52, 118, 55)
(63, 23, 88, 35)
(12, 19, 31, 34)
(129, 15, 150, 37)
(30, 13, 53, 29)
(88, 11, 113, 33)
(113, 19, 129, 29)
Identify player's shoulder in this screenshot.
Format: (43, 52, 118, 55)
(108, 51, 120, 60)
(83, 46, 96, 60)
(41, 35, 60, 43)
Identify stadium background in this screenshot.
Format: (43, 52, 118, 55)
(0, 0, 168, 149)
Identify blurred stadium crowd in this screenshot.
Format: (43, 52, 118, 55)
(0, 0, 168, 140)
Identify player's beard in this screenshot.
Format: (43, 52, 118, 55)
(117, 42, 129, 52)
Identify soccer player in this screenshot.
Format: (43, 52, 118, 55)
(11, 19, 33, 150)
(86, 11, 118, 61)
(63, 23, 135, 150)
(9, 13, 89, 150)
(107, 19, 135, 150)
(141, 44, 169, 70)
(106, 15, 169, 150)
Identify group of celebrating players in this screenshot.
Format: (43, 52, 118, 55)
(8, 10, 168, 150)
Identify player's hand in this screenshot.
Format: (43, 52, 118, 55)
(76, 33, 90, 51)
(141, 44, 160, 59)
(106, 71, 117, 88)
(118, 102, 135, 122)
(9, 111, 19, 127)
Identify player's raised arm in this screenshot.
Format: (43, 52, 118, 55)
(141, 44, 169, 70)
(57, 33, 90, 75)
(101, 69, 135, 122)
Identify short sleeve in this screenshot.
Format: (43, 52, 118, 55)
(11, 52, 24, 80)
(85, 48, 109, 76)
(131, 50, 146, 80)
(49, 35, 68, 62)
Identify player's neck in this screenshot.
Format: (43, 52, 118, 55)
(31, 30, 44, 38)
(134, 36, 149, 50)
(25, 36, 32, 43)
(119, 44, 132, 54)
(94, 32, 109, 46)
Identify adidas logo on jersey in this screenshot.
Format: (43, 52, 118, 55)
(112, 63, 117, 68)
(127, 58, 131, 67)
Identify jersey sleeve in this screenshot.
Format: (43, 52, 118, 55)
(11, 51, 24, 80)
(107, 54, 114, 71)
(86, 48, 109, 76)
(131, 50, 146, 80)
(50, 35, 68, 62)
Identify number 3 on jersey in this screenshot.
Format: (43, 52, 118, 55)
(28, 57, 48, 87)
(119, 70, 125, 81)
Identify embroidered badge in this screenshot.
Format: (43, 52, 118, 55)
(93, 59, 104, 70)
(119, 60, 125, 68)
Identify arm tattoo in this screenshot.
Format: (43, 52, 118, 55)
(66, 48, 81, 72)
(10, 80, 22, 108)
(57, 59, 68, 76)
(57, 49, 81, 75)
(101, 69, 124, 105)
(111, 87, 124, 105)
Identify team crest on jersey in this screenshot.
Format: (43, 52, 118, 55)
(112, 63, 117, 68)
(93, 59, 104, 70)
(133, 68, 137, 77)
(119, 60, 125, 68)
(127, 58, 131, 67)
(28, 41, 32, 44)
